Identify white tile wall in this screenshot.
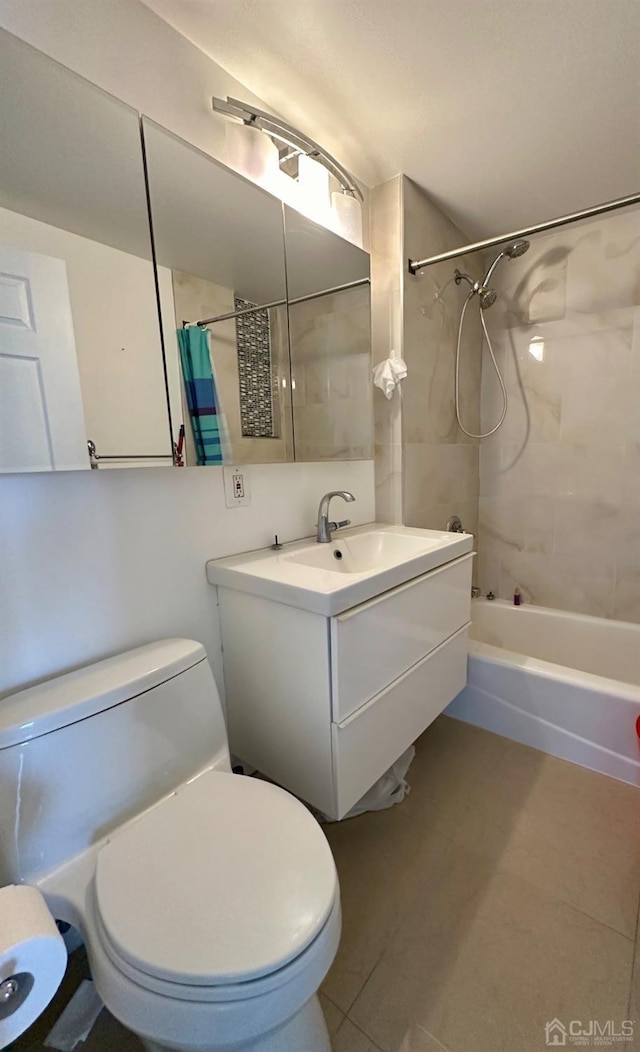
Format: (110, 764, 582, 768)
(401, 178, 483, 542)
(478, 208, 640, 621)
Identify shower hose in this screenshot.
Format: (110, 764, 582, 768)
(455, 291, 508, 439)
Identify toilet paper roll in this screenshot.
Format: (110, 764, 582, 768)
(0, 885, 67, 1050)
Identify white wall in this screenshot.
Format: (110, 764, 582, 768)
(0, 3, 375, 699)
(0, 0, 269, 166)
(0, 461, 374, 698)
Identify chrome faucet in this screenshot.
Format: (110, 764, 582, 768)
(316, 491, 356, 543)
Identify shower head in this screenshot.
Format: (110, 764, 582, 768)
(483, 238, 530, 287)
(504, 239, 530, 259)
(479, 287, 497, 310)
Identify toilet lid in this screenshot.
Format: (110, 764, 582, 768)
(95, 770, 337, 986)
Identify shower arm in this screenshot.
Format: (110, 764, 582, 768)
(454, 270, 481, 292)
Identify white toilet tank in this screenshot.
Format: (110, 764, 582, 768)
(0, 640, 230, 886)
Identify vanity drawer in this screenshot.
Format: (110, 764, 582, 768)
(330, 553, 472, 721)
(332, 625, 468, 819)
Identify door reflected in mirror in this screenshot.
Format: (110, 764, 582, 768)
(0, 30, 173, 472)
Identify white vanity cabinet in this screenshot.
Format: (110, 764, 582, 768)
(217, 550, 473, 819)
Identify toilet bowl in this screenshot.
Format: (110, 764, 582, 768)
(0, 640, 340, 1051)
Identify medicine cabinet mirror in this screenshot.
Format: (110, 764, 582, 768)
(0, 30, 173, 472)
(0, 28, 373, 474)
(144, 121, 374, 467)
(284, 207, 373, 462)
(143, 118, 294, 466)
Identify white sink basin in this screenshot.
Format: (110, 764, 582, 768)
(285, 530, 446, 574)
(207, 524, 474, 616)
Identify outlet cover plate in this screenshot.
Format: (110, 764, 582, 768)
(223, 465, 252, 507)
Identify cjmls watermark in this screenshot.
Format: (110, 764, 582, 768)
(544, 1018, 635, 1047)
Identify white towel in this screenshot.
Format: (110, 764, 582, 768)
(372, 356, 408, 399)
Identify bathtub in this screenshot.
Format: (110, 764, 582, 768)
(446, 598, 640, 786)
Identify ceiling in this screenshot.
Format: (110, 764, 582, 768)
(141, 0, 640, 240)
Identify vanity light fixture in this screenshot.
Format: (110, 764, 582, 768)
(212, 96, 363, 200)
(212, 96, 364, 242)
(224, 119, 280, 182)
(297, 152, 332, 225)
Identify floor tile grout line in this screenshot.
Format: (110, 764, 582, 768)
(411, 808, 638, 946)
(342, 951, 400, 1048)
(338, 1013, 385, 1051)
(338, 942, 390, 1018)
(320, 989, 343, 1012)
(402, 806, 640, 945)
(494, 855, 638, 943)
(490, 854, 639, 943)
(626, 880, 640, 1017)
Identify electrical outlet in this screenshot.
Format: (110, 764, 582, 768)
(223, 465, 251, 507)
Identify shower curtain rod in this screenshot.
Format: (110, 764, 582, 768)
(184, 277, 370, 328)
(408, 191, 640, 274)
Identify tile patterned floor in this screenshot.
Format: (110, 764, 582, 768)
(9, 716, 640, 1051)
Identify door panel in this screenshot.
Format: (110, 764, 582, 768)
(0, 246, 88, 471)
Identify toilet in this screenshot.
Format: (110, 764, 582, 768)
(0, 639, 341, 1051)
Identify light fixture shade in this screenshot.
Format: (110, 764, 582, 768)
(225, 122, 279, 181)
(332, 191, 363, 247)
(298, 154, 330, 199)
(297, 154, 333, 225)
(267, 167, 302, 208)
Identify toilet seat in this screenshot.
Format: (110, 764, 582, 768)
(94, 770, 337, 990)
(92, 892, 341, 1003)
(85, 885, 341, 1050)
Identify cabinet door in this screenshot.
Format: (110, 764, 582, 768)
(331, 553, 472, 722)
(332, 625, 469, 819)
(218, 588, 335, 816)
(1, 30, 174, 472)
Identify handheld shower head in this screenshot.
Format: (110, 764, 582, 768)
(483, 238, 530, 287)
(479, 287, 497, 310)
(504, 239, 530, 259)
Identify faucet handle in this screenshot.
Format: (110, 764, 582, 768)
(336, 519, 351, 529)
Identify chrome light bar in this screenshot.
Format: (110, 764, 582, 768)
(212, 95, 364, 203)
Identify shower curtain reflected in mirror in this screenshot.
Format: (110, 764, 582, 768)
(177, 326, 231, 465)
